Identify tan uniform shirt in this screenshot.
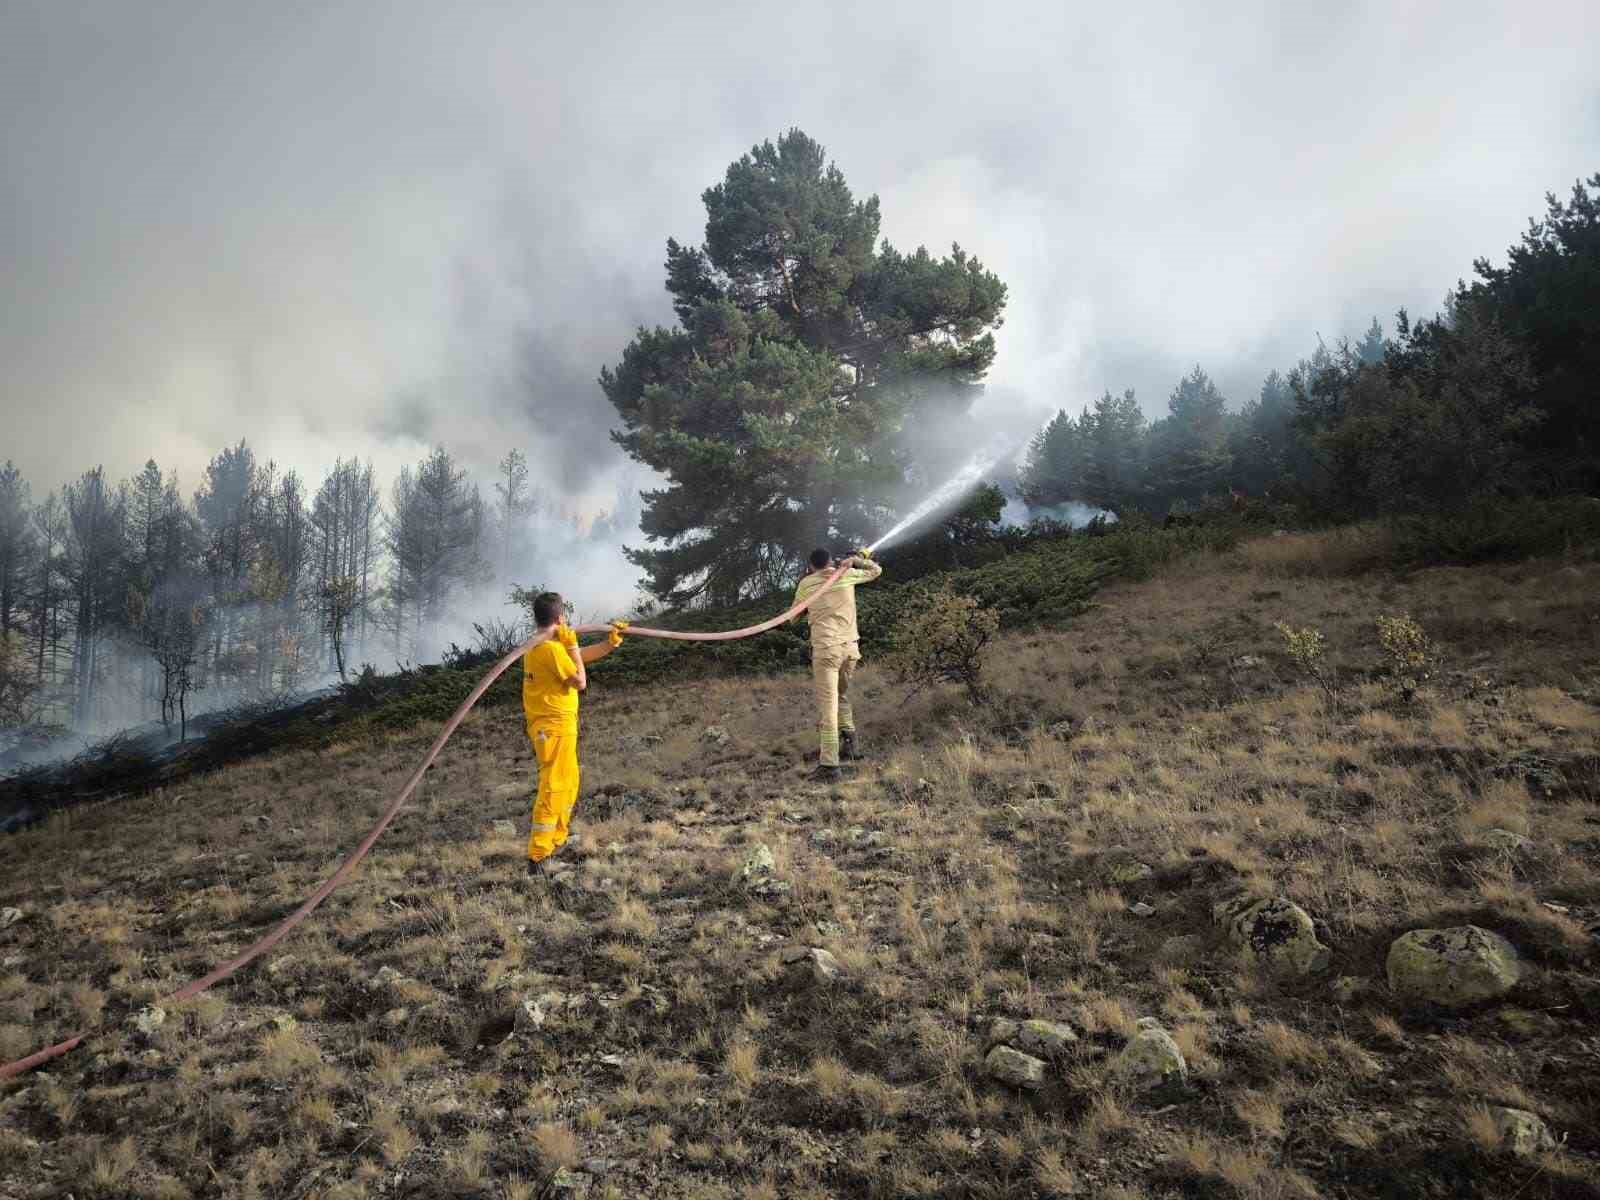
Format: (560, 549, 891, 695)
(792, 560, 883, 651)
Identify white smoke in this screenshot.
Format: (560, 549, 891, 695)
(1001, 497, 1118, 529)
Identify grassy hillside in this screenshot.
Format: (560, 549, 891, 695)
(2, 528, 1599, 1198)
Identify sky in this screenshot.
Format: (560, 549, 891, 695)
(3, 0, 1598, 534)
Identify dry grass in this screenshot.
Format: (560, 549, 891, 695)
(2, 542, 1598, 1197)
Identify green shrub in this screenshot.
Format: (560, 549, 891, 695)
(883, 582, 1000, 703)
(1389, 497, 1600, 566)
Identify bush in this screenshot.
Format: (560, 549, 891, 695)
(1389, 497, 1600, 566)
(883, 582, 1000, 703)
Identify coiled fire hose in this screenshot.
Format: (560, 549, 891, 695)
(0, 560, 864, 1080)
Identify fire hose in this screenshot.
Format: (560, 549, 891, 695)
(0, 560, 863, 1080)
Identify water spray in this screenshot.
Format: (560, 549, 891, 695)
(865, 433, 1024, 555)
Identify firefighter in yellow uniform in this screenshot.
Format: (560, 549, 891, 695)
(521, 591, 626, 877)
(792, 547, 883, 782)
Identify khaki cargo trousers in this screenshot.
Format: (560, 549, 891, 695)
(812, 641, 860, 768)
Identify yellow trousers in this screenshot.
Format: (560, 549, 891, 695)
(527, 724, 580, 862)
(812, 641, 860, 768)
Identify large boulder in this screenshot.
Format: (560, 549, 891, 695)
(1213, 895, 1331, 976)
(1112, 1020, 1187, 1090)
(1386, 926, 1521, 1007)
(985, 1045, 1047, 1091)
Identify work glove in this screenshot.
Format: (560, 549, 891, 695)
(608, 619, 629, 648)
(555, 622, 579, 651)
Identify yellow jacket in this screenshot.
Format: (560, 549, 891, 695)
(793, 560, 883, 651)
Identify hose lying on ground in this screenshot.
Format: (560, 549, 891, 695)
(0, 563, 855, 1081)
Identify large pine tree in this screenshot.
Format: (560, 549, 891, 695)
(602, 129, 1008, 605)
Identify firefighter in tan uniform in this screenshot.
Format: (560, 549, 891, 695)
(791, 547, 884, 782)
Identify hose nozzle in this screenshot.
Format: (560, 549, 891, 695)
(855, 546, 873, 561)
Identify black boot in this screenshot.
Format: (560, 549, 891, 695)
(839, 730, 865, 762)
(808, 764, 843, 784)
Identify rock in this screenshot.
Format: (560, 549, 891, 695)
(515, 991, 576, 1033)
(808, 828, 838, 848)
(1213, 895, 1331, 976)
(1046, 720, 1075, 740)
(368, 965, 408, 989)
(985, 1044, 1047, 1091)
(1490, 1107, 1555, 1158)
(581, 1158, 612, 1178)
(129, 1006, 167, 1036)
(0, 906, 23, 930)
(741, 844, 777, 879)
(1331, 976, 1367, 1005)
(1112, 1023, 1187, 1090)
(492, 819, 518, 837)
(1, 954, 23, 968)
(1109, 861, 1153, 884)
(1128, 902, 1155, 918)
(548, 1167, 591, 1195)
(265, 955, 296, 978)
(1496, 1008, 1553, 1038)
(915, 778, 937, 798)
(1480, 828, 1531, 853)
(1232, 655, 1264, 669)
(1013, 1019, 1078, 1058)
(781, 946, 845, 987)
(987, 1018, 1021, 1048)
(382, 1007, 410, 1029)
(740, 844, 790, 896)
(266, 1012, 298, 1033)
(1386, 926, 1521, 1007)
(702, 725, 731, 747)
(244, 814, 271, 830)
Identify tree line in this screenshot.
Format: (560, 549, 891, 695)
(0, 444, 548, 736)
(1019, 173, 1600, 519)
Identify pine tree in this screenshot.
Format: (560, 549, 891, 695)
(603, 129, 1007, 604)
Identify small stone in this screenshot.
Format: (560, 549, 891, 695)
(1, 953, 23, 968)
(987, 1018, 1021, 1049)
(1331, 976, 1367, 1004)
(492, 819, 518, 837)
(1, 907, 25, 930)
(741, 844, 777, 880)
(1014, 1019, 1078, 1058)
(1386, 926, 1521, 1008)
(1128, 902, 1155, 918)
(265, 955, 296, 978)
(1495, 1008, 1550, 1038)
(245, 815, 271, 830)
(548, 1167, 591, 1195)
(985, 1044, 1047, 1091)
(1112, 1024, 1187, 1090)
(1480, 828, 1531, 853)
(813, 919, 844, 939)
(781, 946, 844, 987)
(702, 725, 730, 747)
(130, 1006, 167, 1036)
(515, 992, 572, 1033)
(915, 778, 937, 797)
(1213, 894, 1331, 976)
(808, 828, 838, 848)
(368, 965, 407, 989)
(1490, 1107, 1555, 1158)
(266, 1012, 298, 1033)
(1232, 655, 1264, 669)
(581, 1158, 612, 1177)
(1111, 861, 1153, 884)
(382, 1007, 410, 1028)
